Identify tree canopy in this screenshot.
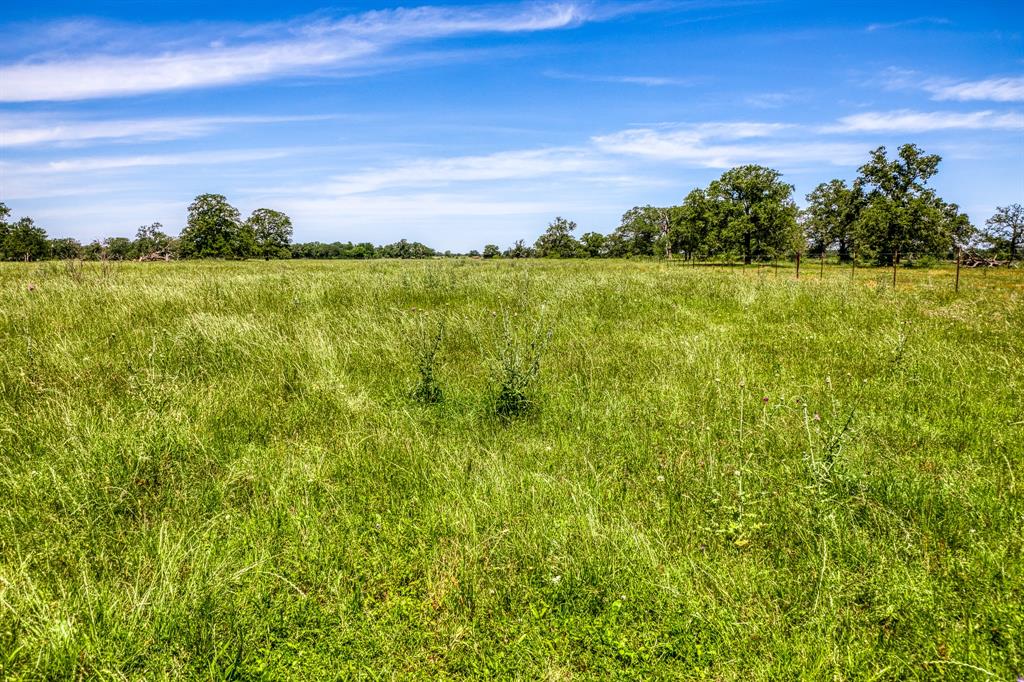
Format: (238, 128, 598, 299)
(803, 179, 865, 260)
(534, 217, 580, 258)
(708, 165, 799, 264)
(246, 209, 294, 260)
(854, 144, 971, 263)
(178, 194, 245, 259)
(983, 203, 1023, 262)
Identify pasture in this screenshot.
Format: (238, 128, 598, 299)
(0, 259, 1021, 679)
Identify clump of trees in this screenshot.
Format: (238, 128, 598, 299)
(0, 195, 296, 262)
(845, 144, 971, 264)
(488, 144, 990, 266)
(0, 203, 49, 262)
(500, 164, 802, 262)
(178, 194, 293, 260)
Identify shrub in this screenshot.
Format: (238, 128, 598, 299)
(490, 310, 551, 419)
(410, 318, 445, 404)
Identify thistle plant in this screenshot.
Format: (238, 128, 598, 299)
(490, 308, 551, 419)
(410, 317, 445, 404)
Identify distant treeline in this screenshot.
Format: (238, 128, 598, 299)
(2, 144, 1021, 264)
(289, 240, 437, 260)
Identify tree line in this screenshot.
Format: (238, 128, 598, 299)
(0, 194, 437, 262)
(509, 144, 1016, 265)
(1, 144, 1021, 263)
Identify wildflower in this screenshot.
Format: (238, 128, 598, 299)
(813, 413, 821, 421)
(656, 475, 665, 483)
(550, 575, 562, 584)
(762, 396, 769, 403)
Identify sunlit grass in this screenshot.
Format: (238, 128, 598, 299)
(0, 259, 1021, 679)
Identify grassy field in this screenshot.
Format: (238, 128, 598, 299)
(0, 259, 1021, 679)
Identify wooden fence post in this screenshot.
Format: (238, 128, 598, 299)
(955, 248, 961, 293)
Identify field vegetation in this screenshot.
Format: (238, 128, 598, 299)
(1, 259, 1021, 679)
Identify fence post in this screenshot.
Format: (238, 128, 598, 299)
(892, 250, 898, 289)
(796, 252, 801, 279)
(955, 248, 961, 293)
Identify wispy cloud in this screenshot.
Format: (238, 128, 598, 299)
(0, 148, 309, 200)
(866, 17, 951, 32)
(826, 109, 1024, 133)
(0, 3, 596, 102)
(924, 76, 1024, 102)
(6, 149, 299, 175)
(881, 68, 1024, 103)
(321, 148, 601, 195)
(543, 69, 697, 86)
(744, 92, 800, 109)
(591, 122, 865, 167)
(0, 114, 331, 147)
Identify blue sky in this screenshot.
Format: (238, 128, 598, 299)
(1, 1, 1021, 250)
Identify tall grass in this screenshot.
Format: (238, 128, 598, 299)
(0, 259, 1021, 679)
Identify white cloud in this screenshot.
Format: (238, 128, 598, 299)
(591, 122, 863, 167)
(21, 149, 297, 174)
(925, 77, 1024, 103)
(321, 148, 602, 195)
(0, 114, 329, 147)
(826, 109, 1024, 133)
(0, 3, 593, 102)
(881, 68, 1024, 103)
(0, 41, 371, 102)
(744, 92, 799, 109)
(325, 3, 587, 38)
(866, 17, 951, 32)
(0, 149, 305, 199)
(543, 70, 696, 86)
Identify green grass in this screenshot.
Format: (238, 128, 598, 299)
(0, 259, 1021, 679)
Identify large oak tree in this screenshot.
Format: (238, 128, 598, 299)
(179, 194, 244, 259)
(708, 165, 798, 264)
